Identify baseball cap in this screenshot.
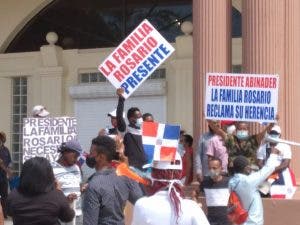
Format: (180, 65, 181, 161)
(107, 109, 125, 118)
(32, 105, 50, 117)
(58, 140, 83, 155)
(270, 125, 281, 134)
(143, 151, 182, 170)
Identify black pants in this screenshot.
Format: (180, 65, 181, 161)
(0, 177, 8, 218)
(208, 215, 232, 225)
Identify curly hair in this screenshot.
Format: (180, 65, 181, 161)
(127, 107, 140, 120)
(91, 136, 116, 162)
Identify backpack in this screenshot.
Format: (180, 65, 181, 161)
(227, 190, 248, 224)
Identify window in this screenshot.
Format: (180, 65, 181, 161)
(79, 68, 166, 84)
(11, 77, 27, 175)
(5, 0, 192, 53)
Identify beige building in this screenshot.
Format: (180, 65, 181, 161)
(1, 0, 300, 186)
(2, 1, 300, 225)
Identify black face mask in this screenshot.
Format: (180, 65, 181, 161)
(86, 156, 96, 168)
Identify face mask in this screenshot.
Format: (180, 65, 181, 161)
(236, 130, 249, 140)
(86, 156, 96, 168)
(177, 143, 185, 156)
(208, 170, 220, 179)
(270, 134, 280, 139)
(135, 118, 143, 128)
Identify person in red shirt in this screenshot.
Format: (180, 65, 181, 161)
(180, 134, 193, 185)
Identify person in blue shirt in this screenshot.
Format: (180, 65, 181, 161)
(229, 146, 279, 225)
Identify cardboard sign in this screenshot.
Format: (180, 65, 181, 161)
(23, 117, 77, 162)
(98, 19, 175, 98)
(205, 73, 279, 123)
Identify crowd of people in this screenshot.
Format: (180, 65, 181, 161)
(0, 88, 296, 225)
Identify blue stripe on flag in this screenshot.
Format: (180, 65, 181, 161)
(163, 125, 180, 140)
(143, 144, 155, 163)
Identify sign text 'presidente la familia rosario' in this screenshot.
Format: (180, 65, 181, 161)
(98, 19, 175, 98)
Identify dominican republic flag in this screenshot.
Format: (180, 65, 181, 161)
(77, 151, 88, 168)
(142, 122, 180, 162)
(270, 168, 297, 199)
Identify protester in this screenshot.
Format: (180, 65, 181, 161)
(32, 105, 50, 117)
(115, 88, 147, 170)
(229, 147, 279, 225)
(142, 113, 154, 122)
(83, 136, 144, 225)
(212, 121, 273, 175)
(0, 132, 12, 218)
(52, 140, 83, 225)
(98, 109, 126, 136)
(201, 157, 230, 225)
(206, 121, 228, 174)
(257, 125, 296, 198)
(132, 152, 210, 225)
(7, 157, 75, 225)
(194, 120, 218, 182)
(179, 134, 193, 185)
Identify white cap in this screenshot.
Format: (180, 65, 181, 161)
(107, 109, 125, 118)
(143, 151, 182, 170)
(32, 105, 50, 117)
(271, 125, 281, 134)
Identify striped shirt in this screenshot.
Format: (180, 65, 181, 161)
(83, 168, 144, 225)
(201, 176, 230, 225)
(52, 161, 82, 215)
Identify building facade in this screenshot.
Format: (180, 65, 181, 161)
(1, 0, 300, 185)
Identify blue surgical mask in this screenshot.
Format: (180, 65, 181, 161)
(236, 130, 249, 140)
(136, 118, 143, 128)
(270, 134, 280, 139)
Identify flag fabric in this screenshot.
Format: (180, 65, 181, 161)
(270, 168, 297, 199)
(142, 122, 180, 163)
(77, 151, 88, 168)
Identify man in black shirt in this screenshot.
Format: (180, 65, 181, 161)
(83, 136, 143, 225)
(116, 88, 147, 170)
(201, 157, 231, 225)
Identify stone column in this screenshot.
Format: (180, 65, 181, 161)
(242, 0, 300, 181)
(30, 32, 64, 116)
(193, 0, 232, 141)
(167, 21, 193, 134)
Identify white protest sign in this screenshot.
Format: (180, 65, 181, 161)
(205, 73, 279, 123)
(98, 19, 175, 99)
(23, 117, 77, 162)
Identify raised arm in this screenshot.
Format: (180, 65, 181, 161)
(116, 88, 126, 132)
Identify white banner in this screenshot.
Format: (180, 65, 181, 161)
(205, 73, 279, 123)
(23, 117, 77, 162)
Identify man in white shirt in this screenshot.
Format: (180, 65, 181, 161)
(132, 152, 210, 225)
(52, 140, 83, 225)
(256, 125, 296, 199)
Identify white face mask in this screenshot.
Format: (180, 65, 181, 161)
(136, 118, 143, 128)
(236, 130, 249, 140)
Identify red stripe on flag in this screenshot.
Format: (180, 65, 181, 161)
(271, 194, 286, 199)
(160, 147, 176, 161)
(142, 122, 159, 137)
(288, 168, 297, 186)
